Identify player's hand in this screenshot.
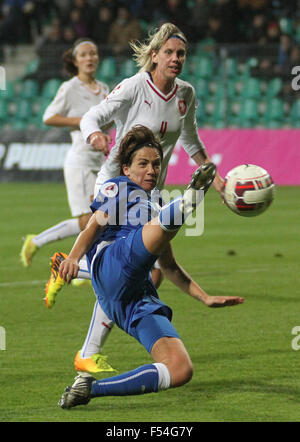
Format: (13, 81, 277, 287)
(59, 258, 79, 284)
(213, 174, 225, 202)
(89, 131, 111, 156)
(205, 295, 244, 308)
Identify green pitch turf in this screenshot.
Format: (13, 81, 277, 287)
(0, 182, 299, 422)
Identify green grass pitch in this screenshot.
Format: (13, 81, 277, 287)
(0, 182, 299, 422)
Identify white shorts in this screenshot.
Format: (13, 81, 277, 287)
(64, 166, 98, 217)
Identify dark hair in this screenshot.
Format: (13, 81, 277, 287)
(116, 125, 163, 175)
(62, 37, 98, 76)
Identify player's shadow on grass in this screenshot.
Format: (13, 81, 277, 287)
(190, 377, 300, 403)
(193, 349, 292, 364)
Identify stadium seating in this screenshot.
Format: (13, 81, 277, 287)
(14, 99, 33, 121)
(0, 49, 296, 130)
(212, 80, 237, 100)
(289, 99, 300, 124)
(1, 80, 15, 101)
(96, 57, 117, 82)
(195, 100, 207, 125)
(240, 77, 262, 100)
(237, 99, 259, 127)
(0, 100, 8, 121)
(41, 79, 62, 99)
(265, 97, 285, 123)
(219, 57, 238, 79)
(24, 59, 40, 76)
(265, 77, 283, 99)
(20, 79, 39, 99)
(119, 58, 138, 78)
(193, 77, 210, 100)
(192, 56, 214, 79)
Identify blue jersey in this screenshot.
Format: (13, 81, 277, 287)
(86, 176, 162, 263)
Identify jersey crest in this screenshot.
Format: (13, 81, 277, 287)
(178, 99, 187, 115)
(100, 182, 119, 198)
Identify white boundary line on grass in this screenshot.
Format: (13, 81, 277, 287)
(0, 280, 47, 288)
(0, 267, 270, 288)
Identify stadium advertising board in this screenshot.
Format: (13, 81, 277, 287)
(0, 129, 298, 185)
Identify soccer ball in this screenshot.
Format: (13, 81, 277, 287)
(224, 164, 275, 217)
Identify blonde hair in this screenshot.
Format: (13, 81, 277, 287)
(129, 23, 187, 73)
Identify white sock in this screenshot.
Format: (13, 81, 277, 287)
(78, 256, 91, 279)
(32, 218, 81, 248)
(81, 300, 114, 358)
(153, 362, 171, 390)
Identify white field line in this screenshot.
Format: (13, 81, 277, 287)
(0, 267, 271, 288)
(0, 279, 46, 288)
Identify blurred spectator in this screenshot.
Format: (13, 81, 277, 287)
(203, 0, 241, 44)
(25, 0, 58, 37)
(68, 8, 89, 38)
(72, 0, 94, 29)
(24, 20, 67, 85)
(206, 15, 224, 44)
(108, 6, 143, 58)
(62, 25, 77, 45)
(121, 0, 145, 17)
(189, 0, 211, 43)
(137, 0, 161, 24)
(277, 34, 293, 67)
(154, 0, 191, 40)
(237, 0, 271, 34)
(270, 0, 298, 18)
(250, 21, 282, 79)
(91, 5, 113, 55)
(97, 0, 120, 16)
(265, 21, 281, 44)
(213, 0, 241, 43)
(237, 0, 271, 13)
(54, 0, 72, 23)
(246, 13, 268, 44)
(0, 0, 31, 45)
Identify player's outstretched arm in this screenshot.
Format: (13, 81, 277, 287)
(191, 151, 225, 199)
(59, 211, 108, 284)
(158, 244, 244, 308)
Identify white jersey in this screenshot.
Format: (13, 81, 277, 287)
(43, 76, 110, 169)
(80, 71, 206, 189)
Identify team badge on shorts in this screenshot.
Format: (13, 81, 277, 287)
(100, 182, 119, 198)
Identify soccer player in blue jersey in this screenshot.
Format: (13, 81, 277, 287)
(58, 125, 243, 408)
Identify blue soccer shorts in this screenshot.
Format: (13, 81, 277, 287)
(91, 227, 180, 353)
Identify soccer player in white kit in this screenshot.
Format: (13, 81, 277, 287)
(20, 38, 110, 271)
(47, 24, 225, 375)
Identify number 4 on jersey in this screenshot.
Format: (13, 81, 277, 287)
(160, 121, 167, 138)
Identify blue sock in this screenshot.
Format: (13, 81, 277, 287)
(91, 364, 159, 397)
